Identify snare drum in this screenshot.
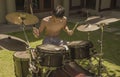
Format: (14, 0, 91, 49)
(36, 44, 66, 67)
(67, 40, 93, 59)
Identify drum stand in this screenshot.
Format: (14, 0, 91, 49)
(32, 54, 59, 77)
(40, 67, 57, 77)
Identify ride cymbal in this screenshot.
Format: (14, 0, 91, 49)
(85, 16, 120, 25)
(0, 34, 28, 51)
(96, 18, 120, 25)
(6, 12, 39, 26)
(77, 24, 100, 32)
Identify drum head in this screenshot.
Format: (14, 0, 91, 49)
(13, 51, 30, 61)
(36, 44, 66, 53)
(13, 51, 30, 77)
(67, 40, 93, 48)
(67, 41, 82, 47)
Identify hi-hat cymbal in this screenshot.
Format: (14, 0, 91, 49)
(6, 12, 39, 26)
(77, 24, 100, 32)
(0, 34, 28, 51)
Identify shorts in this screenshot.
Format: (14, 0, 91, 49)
(42, 36, 67, 45)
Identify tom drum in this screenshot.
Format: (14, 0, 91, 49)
(67, 40, 93, 60)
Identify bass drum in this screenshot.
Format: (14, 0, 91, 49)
(63, 61, 95, 77)
(13, 51, 30, 77)
(49, 68, 70, 77)
(49, 61, 95, 77)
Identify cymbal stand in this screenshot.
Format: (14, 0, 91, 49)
(20, 16, 35, 76)
(97, 23, 109, 77)
(97, 23, 104, 77)
(87, 32, 90, 40)
(20, 17, 30, 48)
(86, 24, 90, 40)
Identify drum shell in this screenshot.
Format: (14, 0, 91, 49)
(68, 40, 93, 59)
(13, 51, 30, 77)
(36, 44, 67, 67)
(38, 50, 64, 67)
(49, 61, 94, 77)
(69, 46, 90, 59)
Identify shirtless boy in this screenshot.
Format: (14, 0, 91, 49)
(33, 5, 73, 45)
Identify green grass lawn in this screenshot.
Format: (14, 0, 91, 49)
(0, 21, 120, 77)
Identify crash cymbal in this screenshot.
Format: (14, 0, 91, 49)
(77, 24, 100, 32)
(6, 12, 39, 26)
(0, 34, 28, 51)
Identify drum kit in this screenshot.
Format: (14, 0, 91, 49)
(0, 12, 119, 77)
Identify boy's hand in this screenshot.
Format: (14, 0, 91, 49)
(68, 30, 74, 36)
(33, 27, 39, 38)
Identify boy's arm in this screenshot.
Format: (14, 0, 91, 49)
(33, 19, 45, 38)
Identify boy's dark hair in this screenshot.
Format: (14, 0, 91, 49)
(52, 5, 65, 18)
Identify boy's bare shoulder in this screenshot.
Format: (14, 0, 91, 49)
(63, 16, 67, 21)
(42, 16, 52, 22)
(62, 16, 67, 23)
(63, 16, 67, 20)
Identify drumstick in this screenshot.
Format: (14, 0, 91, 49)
(72, 22, 79, 31)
